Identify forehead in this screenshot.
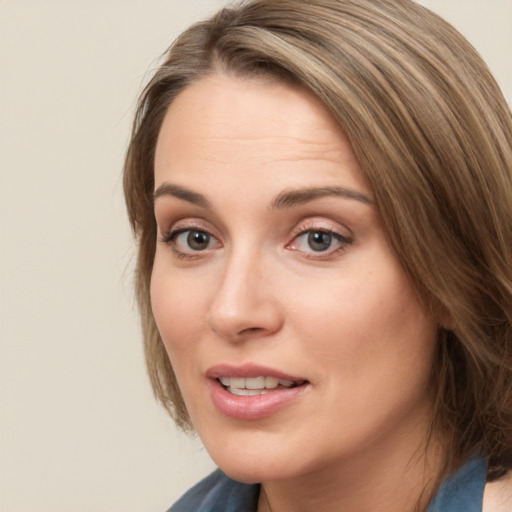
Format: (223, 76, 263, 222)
(158, 72, 342, 139)
(154, 73, 370, 195)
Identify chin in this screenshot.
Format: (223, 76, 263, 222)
(216, 460, 293, 484)
(203, 438, 315, 484)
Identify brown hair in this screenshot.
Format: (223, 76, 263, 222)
(124, 0, 512, 480)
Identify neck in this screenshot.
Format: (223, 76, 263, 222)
(257, 418, 445, 512)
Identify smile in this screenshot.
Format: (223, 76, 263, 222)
(207, 365, 310, 420)
(218, 376, 304, 396)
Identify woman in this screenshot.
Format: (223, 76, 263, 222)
(123, 0, 512, 510)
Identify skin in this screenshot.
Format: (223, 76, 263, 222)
(151, 73, 443, 512)
(483, 474, 512, 512)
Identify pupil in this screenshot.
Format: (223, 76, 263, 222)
(308, 231, 332, 252)
(187, 231, 210, 250)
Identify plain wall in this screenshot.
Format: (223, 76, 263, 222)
(1, 1, 510, 511)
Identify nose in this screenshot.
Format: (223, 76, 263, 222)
(207, 252, 283, 342)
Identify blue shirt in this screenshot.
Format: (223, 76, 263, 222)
(169, 455, 487, 512)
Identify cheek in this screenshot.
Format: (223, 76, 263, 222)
(150, 266, 215, 421)
(150, 263, 208, 361)
(286, 261, 437, 381)
(288, 273, 437, 449)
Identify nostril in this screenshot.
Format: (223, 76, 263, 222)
(239, 327, 264, 336)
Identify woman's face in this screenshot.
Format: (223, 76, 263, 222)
(151, 74, 438, 483)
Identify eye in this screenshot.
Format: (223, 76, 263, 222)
(288, 228, 351, 256)
(305, 231, 334, 252)
(180, 230, 212, 251)
(161, 227, 221, 257)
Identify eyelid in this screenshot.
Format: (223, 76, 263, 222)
(158, 216, 217, 239)
(288, 217, 353, 241)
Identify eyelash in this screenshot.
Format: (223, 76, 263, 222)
(286, 222, 352, 259)
(159, 221, 353, 260)
(159, 225, 220, 259)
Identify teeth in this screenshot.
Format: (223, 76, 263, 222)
(230, 377, 245, 389)
(230, 388, 270, 396)
(266, 376, 279, 388)
(218, 376, 299, 394)
(245, 376, 265, 389)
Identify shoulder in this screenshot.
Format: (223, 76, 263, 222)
(484, 472, 512, 512)
(167, 469, 260, 512)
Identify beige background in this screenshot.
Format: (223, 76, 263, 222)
(1, 1, 510, 511)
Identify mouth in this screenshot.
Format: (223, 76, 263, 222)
(217, 376, 307, 396)
(206, 364, 310, 420)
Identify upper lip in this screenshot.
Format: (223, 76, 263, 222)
(206, 363, 308, 382)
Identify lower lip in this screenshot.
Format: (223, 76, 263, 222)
(208, 379, 309, 420)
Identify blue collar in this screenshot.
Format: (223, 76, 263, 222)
(426, 455, 487, 512)
(170, 455, 488, 512)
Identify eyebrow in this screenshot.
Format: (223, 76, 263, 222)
(153, 183, 211, 208)
(153, 183, 373, 210)
(270, 186, 373, 209)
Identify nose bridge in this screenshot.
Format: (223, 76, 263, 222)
(207, 243, 281, 340)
